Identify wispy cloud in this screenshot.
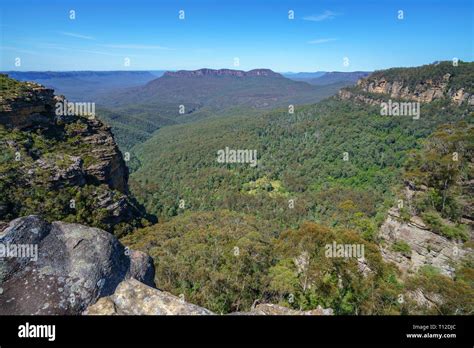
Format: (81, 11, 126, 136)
(60, 32, 95, 40)
(303, 10, 339, 22)
(102, 44, 173, 50)
(308, 38, 338, 44)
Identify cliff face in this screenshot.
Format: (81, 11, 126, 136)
(354, 73, 473, 105)
(339, 61, 474, 106)
(0, 75, 147, 236)
(0, 82, 128, 193)
(0, 83, 56, 129)
(379, 207, 467, 278)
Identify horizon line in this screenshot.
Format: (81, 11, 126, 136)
(1, 60, 471, 74)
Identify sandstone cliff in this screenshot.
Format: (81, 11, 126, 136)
(353, 73, 473, 105)
(339, 61, 474, 106)
(379, 207, 468, 278)
(0, 78, 128, 193)
(84, 278, 214, 315)
(0, 74, 148, 235)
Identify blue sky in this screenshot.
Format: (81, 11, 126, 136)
(1, 0, 472, 72)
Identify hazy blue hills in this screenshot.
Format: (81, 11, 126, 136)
(284, 71, 370, 85)
(3, 69, 372, 152)
(3, 71, 162, 101)
(282, 71, 326, 80)
(99, 68, 333, 109)
(307, 71, 370, 85)
(96, 68, 354, 150)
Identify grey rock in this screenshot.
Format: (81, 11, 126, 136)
(31, 155, 86, 188)
(379, 208, 467, 277)
(0, 215, 155, 315)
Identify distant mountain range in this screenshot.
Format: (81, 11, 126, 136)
(164, 68, 281, 78)
(282, 71, 327, 79)
(3, 70, 162, 101)
(99, 68, 331, 108)
(5, 69, 365, 100)
(3, 68, 368, 150)
(98, 68, 369, 150)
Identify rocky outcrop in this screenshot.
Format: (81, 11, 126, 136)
(0, 80, 128, 193)
(407, 288, 444, 311)
(30, 155, 86, 189)
(84, 278, 214, 315)
(53, 96, 129, 193)
(379, 208, 467, 277)
(339, 62, 474, 106)
(338, 89, 382, 106)
(355, 74, 453, 103)
(0, 80, 56, 129)
(19, 118, 128, 194)
(0, 215, 335, 316)
(84, 279, 334, 316)
(0, 75, 146, 234)
(163, 68, 282, 78)
(231, 303, 334, 316)
(0, 215, 154, 315)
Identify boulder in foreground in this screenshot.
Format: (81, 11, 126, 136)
(84, 278, 214, 315)
(0, 215, 155, 315)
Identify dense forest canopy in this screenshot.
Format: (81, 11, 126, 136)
(121, 62, 474, 314)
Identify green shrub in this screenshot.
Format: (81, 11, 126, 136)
(392, 240, 411, 256)
(422, 211, 469, 241)
(399, 207, 412, 222)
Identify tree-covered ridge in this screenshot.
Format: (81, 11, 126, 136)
(96, 71, 352, 151)
(121, 210, 404, 314)
(403, 121, 473, 240)
(368, 61, 474, 94)
(125, 115, 474, 314)
(122, 208, 473, 314)
(130, 96, 470, 228)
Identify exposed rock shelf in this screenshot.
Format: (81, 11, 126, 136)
(0, 215, 154, 315)
(84, 278, 214, 315)
(338, 61, 474, 106)
(83, 279, 334, 316)
(379, 208, 467, 277)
